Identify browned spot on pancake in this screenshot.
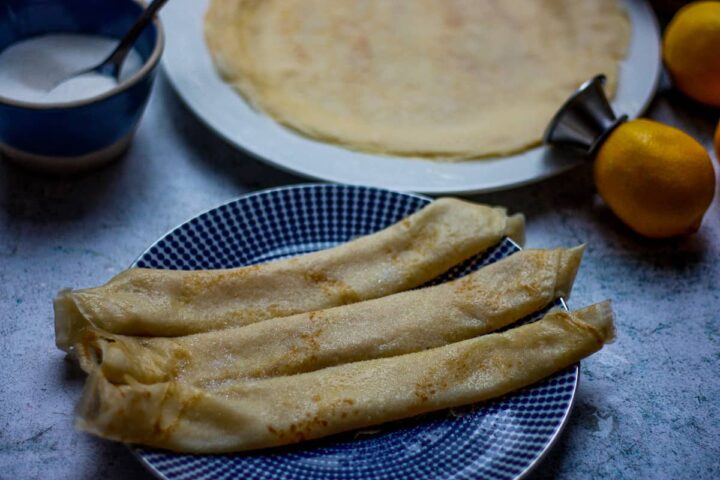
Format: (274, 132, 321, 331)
(414, 353, 464, 403)
(347, 36, 372, 78)
(294, 44, 308, 61)
(267, 414, 331, 443)
(307, 311, 319, 322)
(179, 267, 260, 297)
(443, 3, 464, 28)
(172, 265, 282, 313)
(265, 304, 294, 319)
(304, 270, 360, 305)
(337, 286, 360, 305)
(414, 379, 434, 403)
(259, 396, 361, 445)
(305, 270, 329, 284)
(300, 328, 322, 351)
(382, 243, 400, 263)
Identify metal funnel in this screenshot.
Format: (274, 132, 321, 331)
(543, 75, 627, 155)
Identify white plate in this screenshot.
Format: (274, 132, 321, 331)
(161, 0, 660, 194)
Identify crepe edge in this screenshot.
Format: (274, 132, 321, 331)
(554, 244, 585, 300)
(571, 300, 616, 344)
(54, 289, 94, 354)
(505, 213, 526, 247)
(75, 369, 175, 446)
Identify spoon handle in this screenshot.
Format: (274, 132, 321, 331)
(101, 0, 170, 78)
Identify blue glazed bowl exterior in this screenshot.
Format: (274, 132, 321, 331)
(0, 0, 163, 171)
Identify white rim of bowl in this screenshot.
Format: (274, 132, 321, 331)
(0, 0, 165, 111)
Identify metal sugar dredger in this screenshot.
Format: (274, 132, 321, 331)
(544, 74, 628, 156)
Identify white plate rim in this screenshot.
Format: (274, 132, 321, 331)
(160, 0, 661, 195)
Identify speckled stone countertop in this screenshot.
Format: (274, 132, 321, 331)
(1, 71, 719, 479)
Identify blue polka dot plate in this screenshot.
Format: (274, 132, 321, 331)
(131, 184, 578, 480)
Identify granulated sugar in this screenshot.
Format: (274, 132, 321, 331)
(0, 33, 143, 104)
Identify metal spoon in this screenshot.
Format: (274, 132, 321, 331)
(53, 0, 169, 88)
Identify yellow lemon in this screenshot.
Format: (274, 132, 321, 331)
(663, 1, 720, 107)
(594, 119, 716, 238)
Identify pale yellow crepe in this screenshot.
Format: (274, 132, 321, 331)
(204, 0, 630, 159)
(76, 301, 614, 453)
(73, 246, 584, 386)
(55, 198, 524, 350)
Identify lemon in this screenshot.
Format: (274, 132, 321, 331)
(594, 119, 716, 238)
(663, 1, 720, 107)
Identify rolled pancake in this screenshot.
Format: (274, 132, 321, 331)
(55, 198, 524, 350)
(204, 0, 630, 158)
(75, 247, 584, 386)
(76, 301, 614, 453)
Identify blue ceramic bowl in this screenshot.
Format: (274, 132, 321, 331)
(0, 0, 163, 173)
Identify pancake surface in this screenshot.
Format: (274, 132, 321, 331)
(204, 0, 630, 159)
(76, 302, 614, 452)
(54, 198, 523, 347)
(71, 247, 584, 386)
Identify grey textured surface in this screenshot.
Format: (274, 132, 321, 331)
(1, 72, 719, 479)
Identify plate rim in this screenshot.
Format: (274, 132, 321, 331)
(160, 0, 661, 194)
(128, 183, 580, 480)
